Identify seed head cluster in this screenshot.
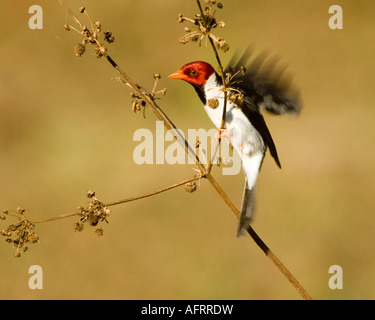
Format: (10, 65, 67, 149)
(64, 6, 115, 58)
(74, 191, 110, 236)
(0, 208, 39, 258)
(177, 0, 229, 52)
(130, 74, 167, 116)
(184, 181, 197, 193)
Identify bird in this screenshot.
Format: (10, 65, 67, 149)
(169, 47, 301, 237)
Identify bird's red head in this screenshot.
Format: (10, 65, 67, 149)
(168, 61, 215, 87)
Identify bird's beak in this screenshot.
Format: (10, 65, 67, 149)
(168, 69, 186, 80)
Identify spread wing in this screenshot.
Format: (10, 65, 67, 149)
(224, 46, 302, 115)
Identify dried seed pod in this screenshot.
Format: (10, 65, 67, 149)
(27, 232, 39, 243)
(217, 21, 225, 28)
(208, 98, 219, 109)
(74, 43, 86, 57)
(95, 228, 104, 236)
(95, 21, 101, 32)
(74, 222, 84, 233)
(95, 45, 107, 58)
(87, 191, 96, 198)
(177, 14, 185, 23)
(104, 31, 115, 43)
(185, 181, 197, 193)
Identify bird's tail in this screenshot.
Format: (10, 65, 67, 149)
(237, 179, 256, 237)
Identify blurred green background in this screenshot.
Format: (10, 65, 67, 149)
(1, 0, 374, 300)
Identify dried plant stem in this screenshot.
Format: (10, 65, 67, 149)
(246, 227, 312, 300)
(31, 175, 200, 224)
(32, 211, 79, 224)
(196, 0, 224, 75)
(195, 0, 227, 174)
(56, 0, 312, 300)
(106, 54, 203, 168)
(105, 176, 201, 207)
(205, 175, 312, 300)
(57, 0, 84, 29)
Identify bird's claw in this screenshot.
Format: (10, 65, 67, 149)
(215, 128, 230, 140)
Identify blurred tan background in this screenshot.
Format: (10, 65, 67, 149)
(0, 0, 374, 300)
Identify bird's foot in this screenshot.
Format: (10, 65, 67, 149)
(215, 128, 230, 140)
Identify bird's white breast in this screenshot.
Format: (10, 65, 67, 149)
(203, 74, 266, 189)
(203, 74, 265, 158)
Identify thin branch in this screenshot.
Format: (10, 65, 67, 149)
(196, 0, 228, 174)
(32, 212, 79, 224)
(57, 0, 84, 29)
(105, 175, 201, 207)
(196, 0, 224, 75)
(30, 175, 200, 224)
(105, 55, 204, 169)
(247, 227, 312, 300)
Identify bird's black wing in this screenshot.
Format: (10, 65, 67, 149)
(224, 46, 302, 115)
(241, 97, 281, 168)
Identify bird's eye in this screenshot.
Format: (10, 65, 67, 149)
(189, 69, 197, 77)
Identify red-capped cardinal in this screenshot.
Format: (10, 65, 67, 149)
(169, 48, 301, 237)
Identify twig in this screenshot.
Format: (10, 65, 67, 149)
(57, 0, 84, 29)
(106, 55, 204, 169)
(105, 175, 201, 207)
(196, 0, 224, 75)
(247, 227, 312, 300)
(195, 0, 228, 174)
(31, 175, 201, 224)
(32, 212, 79, 224)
